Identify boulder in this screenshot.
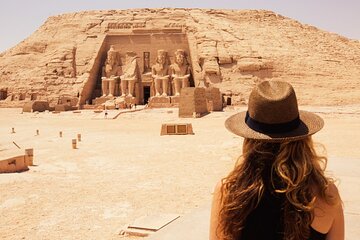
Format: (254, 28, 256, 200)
(23, 101, 50, 112)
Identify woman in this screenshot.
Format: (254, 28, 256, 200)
(210, 81, 344, 240)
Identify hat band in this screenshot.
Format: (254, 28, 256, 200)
(245, 112, 300, 134)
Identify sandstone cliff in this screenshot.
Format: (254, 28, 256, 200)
(0, 8, 359, 107)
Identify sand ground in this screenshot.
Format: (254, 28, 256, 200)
(0, 106, 359, 240)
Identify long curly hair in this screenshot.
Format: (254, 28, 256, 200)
(219, 137, 337, 240)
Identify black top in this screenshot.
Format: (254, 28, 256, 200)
(240, 188, 327, 240)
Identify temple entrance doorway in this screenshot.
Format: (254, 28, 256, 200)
(143, 86, 151, 104)
(0, 89, 7, 100)
(226, 97, 232, 106)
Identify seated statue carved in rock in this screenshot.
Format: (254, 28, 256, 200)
(102, 45, 122, 97)
(152, 50, 170, 97)
(170, 49, 191, 96)
(120, 51, 139, 97)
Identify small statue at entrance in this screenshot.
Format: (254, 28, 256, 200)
(151, 50, 170, 96)
(120, 51, 139, 97)
(170, 49, 191, 96)
(143, 52, 151, 73)
(101, 45, 122, 97)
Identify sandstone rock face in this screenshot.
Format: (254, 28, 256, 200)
(0, 8, 359, 107)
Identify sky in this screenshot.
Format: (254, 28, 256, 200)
(0, 0, 359, 53)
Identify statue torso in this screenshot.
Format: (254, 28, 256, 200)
(152, 64, 169, 76)
(170, 63, 189, 76)
(122, 59, 139, 80)
(103, 64, 122, 78)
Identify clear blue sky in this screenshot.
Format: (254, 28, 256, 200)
(0, 0, 359, 52)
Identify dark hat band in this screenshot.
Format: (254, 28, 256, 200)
(245, 111, 301, 134)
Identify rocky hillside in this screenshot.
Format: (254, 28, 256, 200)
(0, 8, 359, 107)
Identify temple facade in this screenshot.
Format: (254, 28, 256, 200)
(88, 30, 196, 107)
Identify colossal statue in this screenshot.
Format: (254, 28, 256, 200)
(101, 45, 122, 97)
(120, 51, 139, 97)
(151, 50, 170, 96)
(170, 49, 191, 96)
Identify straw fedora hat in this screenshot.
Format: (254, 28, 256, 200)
(225, 81, 324, 142)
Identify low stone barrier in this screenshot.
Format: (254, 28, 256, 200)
(0, 149, 34, 173)
(160, 123, 194, 135)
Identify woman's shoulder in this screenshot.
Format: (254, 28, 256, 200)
(312, 183, 343, 235)
(326, 183, 341, 199)
(315, 183, 341, 211)
(213, 180, 224, 198)
(316, 183, 341, 207)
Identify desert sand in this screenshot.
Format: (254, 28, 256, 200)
(0, 105, 359, 239)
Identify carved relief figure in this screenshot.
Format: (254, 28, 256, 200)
(143, 52, 151, 73)
(102, 45, 122, 97)
(170, 49, 191, 96)
(120, 51, 139, 97)
(151, 50, 170, 96)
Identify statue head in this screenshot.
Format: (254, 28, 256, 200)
(106, 45, 117, 66)
(156, 49, 167, 65)
(175, 49, 186, 65)
(109, 45, 115, 52)
(125, 51, 137, 63)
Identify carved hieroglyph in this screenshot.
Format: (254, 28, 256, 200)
(102, 45, 122, 97)
(120, 51, 140, 97)
(170, 49, 191, 96)
(152, 50, 170, 96)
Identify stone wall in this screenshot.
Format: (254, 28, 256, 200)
(205, 87, 222, 111)
(179, 87, 208, 118)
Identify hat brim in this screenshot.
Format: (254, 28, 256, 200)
(225, 110, 324, 142)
